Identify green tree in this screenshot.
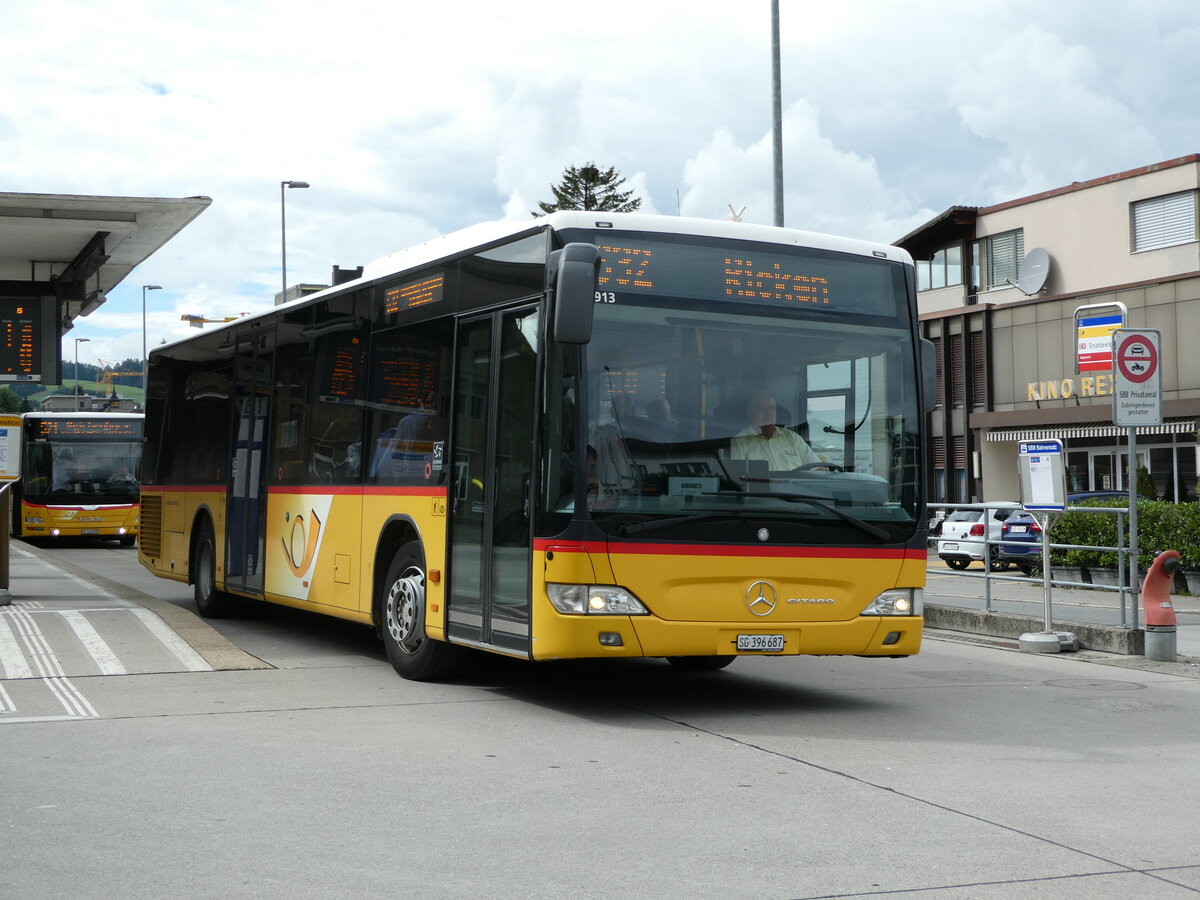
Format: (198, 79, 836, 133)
(1137, 464, 1156, 500)
(533, 162, 643, 216)
(0, 387, 21, 413)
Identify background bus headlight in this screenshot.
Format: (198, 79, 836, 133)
(547, 584, 649, 615)
(861, 588, 923, 616)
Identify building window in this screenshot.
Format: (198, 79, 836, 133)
(931, 336, 944, 407)
(974, 229, 1024, 291)
(915, 244, 963, 292)
(1132, 190, 1198, 252)
(970, 331, 986, 407)
(949, 334, 964, 406)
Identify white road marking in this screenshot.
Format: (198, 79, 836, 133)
(129, 608, 212, 672)
(61, 610, 127, 675)
(5, 609, 97, 718)
(0, 614, 34, 679)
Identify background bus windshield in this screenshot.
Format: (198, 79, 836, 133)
(567, 237, 919, 542)
(23, 437, 141, 504)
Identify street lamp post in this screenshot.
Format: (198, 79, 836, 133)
(280, 180, 310, 301)
(74, 337, 90, 409)
(142, 284, 162, 395)
(770, 0, 784, 227)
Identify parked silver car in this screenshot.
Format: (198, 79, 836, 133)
(936, 502, 1022, 570)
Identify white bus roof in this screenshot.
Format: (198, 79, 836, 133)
(358, 212, 911, 286)
(159, 212, 912, 350)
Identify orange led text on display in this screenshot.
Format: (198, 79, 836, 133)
(35, 419, 140, 440)
(598, 245, 653, 289)
(595, 242, 835, 306)
(724, 258, 830, 304)
(385, 274, 445, 315)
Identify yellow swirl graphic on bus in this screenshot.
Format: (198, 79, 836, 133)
(282, 509, 322, 577)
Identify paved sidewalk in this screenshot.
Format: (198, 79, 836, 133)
(924, 553, 1200, 660)
(0, 541, 267, 681)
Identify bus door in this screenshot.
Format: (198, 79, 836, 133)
(447, 305, 539, 656)
(226, 344, 273, 596)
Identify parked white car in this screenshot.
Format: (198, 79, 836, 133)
(936, 502, 1023, 570)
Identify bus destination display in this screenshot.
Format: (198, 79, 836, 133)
(32, 418, 142, 441)
(0, 300, 40, 382)
(593, 235, 899, 317)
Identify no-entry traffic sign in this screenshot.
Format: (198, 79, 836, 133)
(1112, 329, 1162, 426)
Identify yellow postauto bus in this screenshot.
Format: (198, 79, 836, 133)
(11, 411, 143, 545)
(139, 212, 934, 680)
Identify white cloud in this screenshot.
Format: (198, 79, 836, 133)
(680, 101, 934, 243)
(949, 24, 1162, 201)
(1, 0, 1195, 373)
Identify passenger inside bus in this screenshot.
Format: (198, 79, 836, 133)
(728, 388, 820, 469)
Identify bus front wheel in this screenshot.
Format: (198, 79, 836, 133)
(381, 544, 463, 681)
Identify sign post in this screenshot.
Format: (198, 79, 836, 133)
(0, 413, 19, 604)
(1017, 440, 1075, 653)
(1112, 329, 1162, 631)
(1075, 302, 1125, 374)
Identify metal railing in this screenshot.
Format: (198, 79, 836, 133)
(927, 501, 1139, 628)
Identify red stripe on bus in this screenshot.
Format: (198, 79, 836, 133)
(146, 485, 446, 497)
(22, 501, 135, 511)
(534, 539, 923, 560)
(266, 485, 448, 497)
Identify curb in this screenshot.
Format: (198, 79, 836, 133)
(925, 603, 1145, 655)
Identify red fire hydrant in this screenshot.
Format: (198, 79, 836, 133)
(1141, 550, 1180, 662)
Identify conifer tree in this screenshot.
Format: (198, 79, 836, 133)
(533, 162, 643, 215)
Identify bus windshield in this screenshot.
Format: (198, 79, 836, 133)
(23, 438, 142, 505)
(549, 235, 921, 544)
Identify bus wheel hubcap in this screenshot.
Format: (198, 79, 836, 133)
(387, 567, 424, 654)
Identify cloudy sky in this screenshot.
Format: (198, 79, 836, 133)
(2, 0, 1196, 370)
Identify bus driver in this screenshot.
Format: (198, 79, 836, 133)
(729, 388, 820, 469)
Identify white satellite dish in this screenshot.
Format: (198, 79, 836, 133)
(1011, 247, 1051, 295)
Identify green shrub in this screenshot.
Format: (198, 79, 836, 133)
(1049, 499, 1200, 571)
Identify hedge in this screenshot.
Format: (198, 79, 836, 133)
(1048, 499, 1200, 570)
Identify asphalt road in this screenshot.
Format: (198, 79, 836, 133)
(3, 540, 1200, 899)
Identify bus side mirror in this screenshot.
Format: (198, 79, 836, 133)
(551, 243, 600, 344)
(920, 339, 937, 413)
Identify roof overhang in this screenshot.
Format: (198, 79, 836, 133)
(893, 206, 979, 259)
(0, 191, 212, 333)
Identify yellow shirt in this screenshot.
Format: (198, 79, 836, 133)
(730, 426, 820, 469)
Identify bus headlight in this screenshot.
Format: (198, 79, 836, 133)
(861, 588, 923, 616)
(547, 584, 650, 615)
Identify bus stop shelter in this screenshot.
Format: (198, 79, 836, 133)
(0, 190, 212, 599)
(0, 190, 211, 340)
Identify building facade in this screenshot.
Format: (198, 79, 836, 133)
(897, 154, 1200, 504)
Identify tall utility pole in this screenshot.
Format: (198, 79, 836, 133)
(771, 0, 785, 227)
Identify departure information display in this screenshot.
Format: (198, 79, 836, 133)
(385, 273, 445, 315)
(316, 334, 367, 404)
(0, 300, 40, 381)
(591, 235, 902, 317)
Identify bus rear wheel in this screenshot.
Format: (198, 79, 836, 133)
(194, 523, 235, 618)
(381, 544, 463, 681)
(666, 656, 736, 672)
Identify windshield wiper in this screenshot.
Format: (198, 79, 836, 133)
(618, 513, 741, 536)
(704, 490, 890, 541)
